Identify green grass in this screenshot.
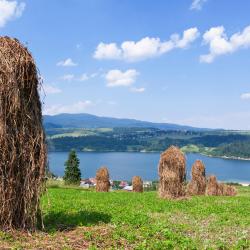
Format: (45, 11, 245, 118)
(48, 128, 114, 139)
(1, 187, 250, 249)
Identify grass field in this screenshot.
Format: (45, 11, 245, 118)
(0, 186, 250, 249)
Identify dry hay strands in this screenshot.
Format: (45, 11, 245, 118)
(96, 167, 110, 192)
(218, 183, 237, 196)
(158, 146, 186, 199)
(187, 160, 206, 196)
(0, 37, 47, 230)
(206, 175, 219, 196)
(132, 176, 143, 192)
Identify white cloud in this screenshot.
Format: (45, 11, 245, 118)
(0, 0, 25, 27)
(61, 74, 75, 81)
(79, 73, 89, 81)
(43, 100, 93, 115)
(57, 58, 77, 67)
(200, 25, 250, 63)
(94, 27, 199, 62)
(130, 87, 145, 93)
(241, 93, 250, 100)
(190, 0, 207, 11)
(105, 69, 139, 87)
(43, 84, 62, 94)
(78, 72, 99, 82)
(94, 42, 122, 60)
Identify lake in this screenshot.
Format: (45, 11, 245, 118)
(49, 152, 250, 183)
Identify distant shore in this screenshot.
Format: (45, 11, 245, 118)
(49, 149, 250, 161)
(200, 153, 250, 161)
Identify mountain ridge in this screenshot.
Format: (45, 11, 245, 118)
(43, 113, 213, 131)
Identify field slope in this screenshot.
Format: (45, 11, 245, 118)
(0, 187, 250, 249)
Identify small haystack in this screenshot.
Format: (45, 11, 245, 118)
(0, 37, 46, 230)
(158, 146, 186, 199)
(206, 175, 219, 196)
(132, 176, 143, 192)
(187, 160, 206, 195)
(218, 183, 237, 196)
(224, 185, 237, 196)
(96, 167, 110, 192)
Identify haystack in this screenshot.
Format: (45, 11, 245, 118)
(132, 176, 143, 192)
(158, 146, 186, 199)
(206, 175, 219, 196)
(0, 37, 46, 230)
(96, 167, 110, 192)
(187, 160, 206, 195)
(218, 183, 237, 196)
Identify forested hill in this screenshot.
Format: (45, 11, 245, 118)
(43, 113, 211, 131)
(43, 114, 250, 159)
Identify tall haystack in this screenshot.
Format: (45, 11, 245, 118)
(0, 37, 46, 230)
(187, 160, 206, 195)
(158, 146, 186, 199)
(96, 167, 110, 192)
(206, 175, 219, 196)
(132, 176, 143, 192)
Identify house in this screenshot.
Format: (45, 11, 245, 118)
(123, 185, 133, 191)
(119, 181, 128, 188)
(143, 181, 153, 188)
(80, 178, 97, 188)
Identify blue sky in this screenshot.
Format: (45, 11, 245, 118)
(1, 0, 250, 129)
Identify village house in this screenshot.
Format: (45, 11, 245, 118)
(80, 178, 96, 188)
(143, 181, 153, 188)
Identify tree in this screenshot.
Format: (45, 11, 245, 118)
(63, 149, 81, 185)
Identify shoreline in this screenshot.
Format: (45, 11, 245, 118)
(48, 150, 250, 161)
(199, 153, 250, 161)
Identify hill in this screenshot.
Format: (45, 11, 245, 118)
(1, 185, 249, 249)
(43, 113, 211, 131)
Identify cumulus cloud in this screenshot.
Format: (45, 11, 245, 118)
(43, 100, 93, 115)
(94, 27, 199, 62)
(43, 84, 62, 94)
(241, 93, 250, 100)
(190, 0, 207, 11)
(200, 25, 250, 63)
(94, 43, 122, 60)
(105, 69, 139, 87)
(130, 87, 145, 93)
(57, 58, 77, 67)
(0, 0, 25, 27)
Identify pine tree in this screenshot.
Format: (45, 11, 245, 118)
(63, 149, 81, 185)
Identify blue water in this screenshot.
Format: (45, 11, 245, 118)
(48, 152, 250, 183)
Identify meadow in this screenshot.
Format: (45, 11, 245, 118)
(0, 185, 249, 249)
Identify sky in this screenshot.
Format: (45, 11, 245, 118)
(1, 0, 250, 130)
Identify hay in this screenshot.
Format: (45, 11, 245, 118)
(206, 175, 219, 196)
(132, 176, 143, 192)
(0, 37, 46, 230)
(224, 185, 237, 196)
(158, 146, 186, 199)
(96, 167, 110, 192)
(218, 183, 237, 196)
(187, 160, 206, 195)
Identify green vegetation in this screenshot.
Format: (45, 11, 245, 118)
(63, 149, 81, 185)
(46, 127, 250, 159)
(1, 186, 249, 249)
